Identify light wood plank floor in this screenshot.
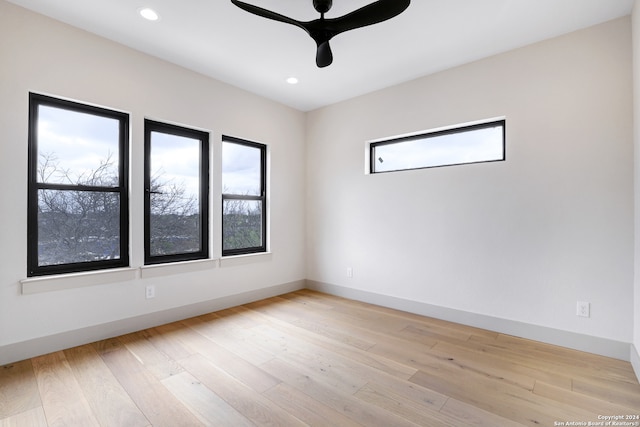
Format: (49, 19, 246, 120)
(1, 290, 639, 426)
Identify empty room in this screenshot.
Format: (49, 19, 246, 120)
(1, 0, 640, 425)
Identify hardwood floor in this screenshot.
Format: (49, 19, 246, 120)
(1, 289, 639, 426)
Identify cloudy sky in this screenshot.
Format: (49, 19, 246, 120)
(373, 125, 504, 173)
(37, 105, 120, 185)
(37, 105, 262, 199)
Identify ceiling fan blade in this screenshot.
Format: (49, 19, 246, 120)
(326, 0, 410, 35)
(231, 0, 410, 68)
(230, 0, 306, 31)
(316, 41, 333, 68)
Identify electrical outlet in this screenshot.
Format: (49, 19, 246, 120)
(346, 267, 353, 278)
(576, 301, 590, 318)
(146, 285, 156, 299)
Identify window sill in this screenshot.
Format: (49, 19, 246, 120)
(140, 258, 219, 279)
(220, 252, 272, 267)
(20, 253, 273, 295)
(21, 267, 139, 295)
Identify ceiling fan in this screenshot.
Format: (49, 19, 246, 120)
(230, 0, 411, 68)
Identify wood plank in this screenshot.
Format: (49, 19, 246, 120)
(260, 357, 421, 427)
(31, 351, 100, 427)
(354, 383, 455, 427)
(246, 298, 377, 350)
(249, 321, 450, 415)
(93, 338, 203, 427)
(252, 323, 369, 395)
(426, 341, 537, 391)
(493, 333, 635, 380)
(246, 298, 439, 362)
(278, 291, 336, 310)
(179, 353, 307, 426)
(234, 304, 419, 380)
(141, 323, 196, 361)
(440, 398, 525, 427)
(63, 344, 149, 427)
(162, 371, 254, 427)
(571, 375, 640, 409)
(455, 335, 574, 390)
(399, 322, 473, 343)
(181, 312, 275, 366)
(409, 367, 597, 427)
(249, 319, 451, 415)
(264, 383, 362, 427)
(533, 380, 639, 415)
(0, 360, 41, 419)
(171, 320, 281, 394)
(0, 406, 48, 427)
(117, 331, 184, 380)
(297, 289, 499, 339)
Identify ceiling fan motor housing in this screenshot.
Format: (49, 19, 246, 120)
(313, 0, 332, 14)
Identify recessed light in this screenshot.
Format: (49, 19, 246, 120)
(286, 77, 299, 85)
(139, 8, 159, 21)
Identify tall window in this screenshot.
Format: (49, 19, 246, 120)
(370, 119, 505, 173)
(144, 120, 209, 264)
(222, 136, 267, 256)
(28, 93, 129, 276)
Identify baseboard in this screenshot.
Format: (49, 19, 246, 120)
(631, 344, 640, 382)
(2, 279, 631, 366)
(0, 280, 305, 366)
(307, 280, 631, 361)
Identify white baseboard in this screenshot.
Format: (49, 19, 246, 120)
(0, 280, 305, 366)
(307, 280, 631, 361)
(2, 279, 632, 367)
(631, 344, 640, 382)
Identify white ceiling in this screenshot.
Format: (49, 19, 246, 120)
(7, 0, 634, 111)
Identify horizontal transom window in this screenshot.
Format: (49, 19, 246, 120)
(370, 119, 506, 173)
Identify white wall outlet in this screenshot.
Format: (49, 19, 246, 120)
(576, 301, 590, 318)
(145, 285, 156, 299)
(346, 267, 353, 278)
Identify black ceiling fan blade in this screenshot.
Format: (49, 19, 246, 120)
(230, 0, 307, 31)
(231, 0, 411, 68)
(326, 0, 410, 35)
(316, 41, 333, 67)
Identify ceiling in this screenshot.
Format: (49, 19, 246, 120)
(7, 0, 634, 111)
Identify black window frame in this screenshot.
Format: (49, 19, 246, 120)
(27, 93, 130, 277)
(221, 136, 267, 257)
(370, 119, 506, 174)
(144, 119, 210, 265)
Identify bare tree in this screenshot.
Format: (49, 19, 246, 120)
(222, 193, 263, 251)
(37, 152, 199, 263)
(148, 168, 200, 256)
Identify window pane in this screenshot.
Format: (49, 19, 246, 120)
(223, 199, 263, 251)
(222, 142, 262, 196)
(38, 189, 121, 266)
(149, 132, 202, 256)
(372, 122, 504, 173)
(28, 93, 129, 277)
(37, 105, 120, 186)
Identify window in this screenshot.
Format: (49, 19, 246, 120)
(28, 93, 129, 276)
(222, 136, 267, 256)
(370, 119, 505, 173)
(144, 120, 209, 264)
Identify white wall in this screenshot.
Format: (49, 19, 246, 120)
(307, 17, 634, 354)
(0, 1, 307, 364)
(633, 0, 640, 374)
(0, 0, 636, 366)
